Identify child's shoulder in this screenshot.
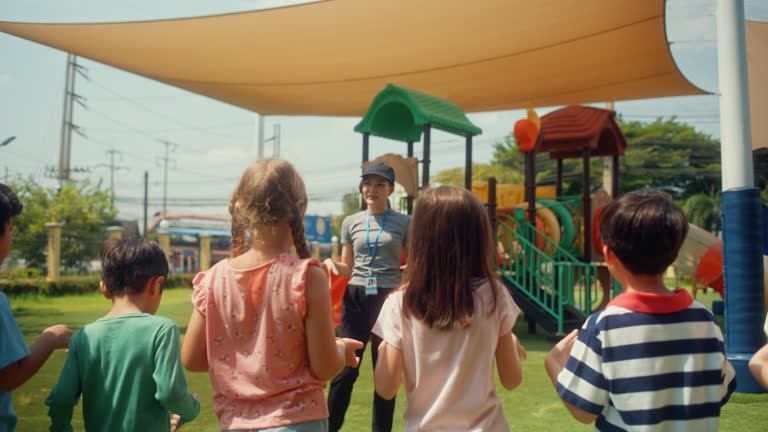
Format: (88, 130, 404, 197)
(0, 290, 10, 311)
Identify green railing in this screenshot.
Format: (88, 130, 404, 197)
(497, 210, 606, 333)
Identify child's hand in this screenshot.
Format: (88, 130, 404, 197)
(548, 329, 578, 368)
(41, 324, 73, 350)
(338, 338, 364, 368)
(170, 414, 181, 432)
(323, 258, 339, 276)
(544, 329, 579, 386)
(512, 333, 527, 360)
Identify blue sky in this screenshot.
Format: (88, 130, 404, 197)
(0, 0, 766, 227)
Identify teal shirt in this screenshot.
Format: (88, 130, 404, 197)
(0, 292, 31, 432)
(46, 313, 200, 432)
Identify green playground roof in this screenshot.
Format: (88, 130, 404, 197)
(354, 84, 482, 142)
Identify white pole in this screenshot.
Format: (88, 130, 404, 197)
(717, 0, 753, 189)
(258, 115, 265, 160)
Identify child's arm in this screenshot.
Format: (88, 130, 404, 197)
(45, 337, 82, 432)
(181, 309, 208, 372)
(0, 324, 71, 391)
(749, 344, 768, 389)
(495, 331, 524, 390)
(154, 322, 200, 424)
(323, 244, 354, 278)
(544, 330, 599, 424)
(305, 265, 362, 380)
(374, 340, 403, 400)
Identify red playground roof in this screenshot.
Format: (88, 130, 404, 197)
(539, 106, 627, 159)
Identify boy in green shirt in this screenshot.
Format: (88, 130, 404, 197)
(46, 238, 200, 431)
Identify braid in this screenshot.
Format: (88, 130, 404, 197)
(228, 193, 247, 257)
(290, 210, 311, 259)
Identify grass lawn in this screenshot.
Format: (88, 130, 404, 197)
(8, 288, 768, 431)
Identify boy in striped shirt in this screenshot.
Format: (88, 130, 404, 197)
(545, 189, 736, 431)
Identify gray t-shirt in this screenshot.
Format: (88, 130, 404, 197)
(341, 210, 410, 288)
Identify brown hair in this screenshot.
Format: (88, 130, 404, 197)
(599, 189, 688, 275)
(229, 159, 310, 258)
(403, 186, 501, 328)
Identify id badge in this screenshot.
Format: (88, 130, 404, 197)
(365, 274, 378, 295)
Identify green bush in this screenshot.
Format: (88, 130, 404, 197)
(0, 273, 196, 297)
(0, 266, 42, 279)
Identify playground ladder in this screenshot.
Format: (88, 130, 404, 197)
(497, 213, 608, 335)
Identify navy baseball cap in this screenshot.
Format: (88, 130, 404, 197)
(361, 161, 395, 184)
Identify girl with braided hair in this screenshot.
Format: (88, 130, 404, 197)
(181, 159, 362, 432)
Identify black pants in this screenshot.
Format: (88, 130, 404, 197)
(327, 284, 396, 432)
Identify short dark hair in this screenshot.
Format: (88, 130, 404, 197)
(0, 183, 23, 233)
(100, 238, 169, 296)
(599, 189, 688, 275)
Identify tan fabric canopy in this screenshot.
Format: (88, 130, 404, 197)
(0, 0, 704, 116)
(747, 20, 768, 150)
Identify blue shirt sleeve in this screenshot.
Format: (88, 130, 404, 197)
(0, 292, 30, 370)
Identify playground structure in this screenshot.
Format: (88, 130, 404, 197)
(345, 86, 764, 338)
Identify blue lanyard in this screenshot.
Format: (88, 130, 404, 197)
(366, 209, 388, 267)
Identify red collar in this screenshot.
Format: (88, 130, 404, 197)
(607, 289, 693, 314)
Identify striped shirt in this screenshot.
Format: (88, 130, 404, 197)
(557, 289, 736, 431)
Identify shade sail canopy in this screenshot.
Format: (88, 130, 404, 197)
(539, 106, 627, 159)
(354, 84, 482, 142)
(0, 0, 704, 116)
(747, 20, 768, 150)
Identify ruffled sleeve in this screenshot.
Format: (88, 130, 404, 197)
(290, 257, 322, 319)
(191, 271, 210, 316)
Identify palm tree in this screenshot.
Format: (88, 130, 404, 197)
(682, 192, 721, 234)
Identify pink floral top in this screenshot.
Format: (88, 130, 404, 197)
(192, 254, 327, 430)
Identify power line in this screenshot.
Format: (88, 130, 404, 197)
(85, 78, 253, 141)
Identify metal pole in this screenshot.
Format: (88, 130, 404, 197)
(718, 0, 754, 189)
(58, 54, 75, 181)
(159, 140, 176, 218)
(717, 0, 765, 393)
(361, 132, 370, 211)
(109, 150, 116, 207)
(258, 115, 265, 160)
(488, 177, 497, 237)
(143, 171, 149, 237)
(465, 135, 473, 190)
(407, 141, 414, 214)
(423, 125, 431, 189)
(582, 147, 591, 262)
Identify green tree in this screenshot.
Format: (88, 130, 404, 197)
(10, 177, 117, 269)
(682, 192, 720, 232)
(617, 117, 721, 198)
(331, 191, 361, 239)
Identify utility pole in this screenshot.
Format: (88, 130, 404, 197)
(143, 171, 149, 237)
(157, 140, 177, 218)
(264, 124, 281, 158)
(97, 149, 128, 209)
(57, 54, 88, 182)
(257, 115, 265, 159)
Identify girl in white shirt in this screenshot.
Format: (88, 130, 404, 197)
(372, 186, 526, 432)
